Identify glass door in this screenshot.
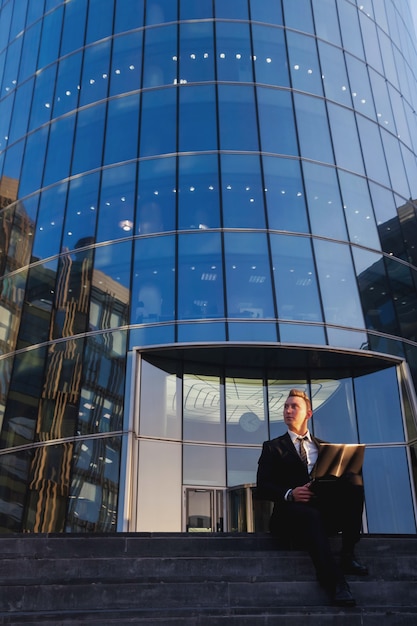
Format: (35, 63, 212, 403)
(184, 488, 225, 532)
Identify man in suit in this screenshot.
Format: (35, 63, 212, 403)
(256, 388, 368, 607)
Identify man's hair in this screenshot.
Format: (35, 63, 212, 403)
(288, 388, 312, 411)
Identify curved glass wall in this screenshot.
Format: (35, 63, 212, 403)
(0, 0, 416, 533)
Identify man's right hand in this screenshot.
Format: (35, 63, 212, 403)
(292, 483, 314, 502)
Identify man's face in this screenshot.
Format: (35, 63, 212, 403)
(283, 395, 312, 434)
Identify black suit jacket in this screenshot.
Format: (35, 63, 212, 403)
(256, 432, 325, 504)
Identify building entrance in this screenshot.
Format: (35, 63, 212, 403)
(184, 487, 225, 532)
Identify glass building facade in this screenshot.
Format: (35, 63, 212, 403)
(0, 0, 417, 534)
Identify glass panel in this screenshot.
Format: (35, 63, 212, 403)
(131, 235, 175, 323)
(287, 31, 323, 96)
(178, 154, 220, 230)
(180, 21, 214, 83)
(61, 171, 100, 252)
(310, 376, 358, 442)
(71, 103, 106, 176)
(139, 359, 180, 439)
(215, 0, 248, 20)
(271, 233, 323, 323)
(381, 131, 410, 199)
(252, 24, 288, 87)
(19, 127, 48, 199)
(183, 374, 223, 443)
(178, 232, 225, 320)
(8, 80, 34, 145)
(225, 377, 268, 445)
(224, 232, 275, 320)
(60, 0, 87, 56)
(96, 163, 136, 243)
(302, 162, 347, 240)
(384, 257, 417, 341)
(37, 6, 63, 70)
(177, 322, 226, 343)
(359, 11, 383, 74)
(143, 24, 177, 88)
(318, 43, 351, 107)
(312, 0, 341, 46)
(136, 157, 176, 234)
(28, 64, 57, 131)
(227, 447, 259, 487)
(338, 171, 380, 249)
(363, 447, 416, 533)
(110, 32, 143, 96)
(336, 0, 364, 58)
(31, 183, 68, 261)
(263, 157, 308, 232)
(345, 55, 375, 119)
(257, 87, 298, 155)
(327, 104, 365, 175)
(250, 0, 283, 25)
(103, 94, 140, 166)
(221, 154, 265, 229)
(186, 489, 213, 531)
(89, 242, 131, 330)
(180, 0, 213, 20)
(283, 0, 314, 34)
(139, 88, 176, 157)
(19, 22, 41, 83)
(279, 322, 326, 346)
(85, 0, 114, 45)
(145, 0, 177, 25)
(218, 85, 259, 152)
(179, 85, 217, 152)
(114, 0, 144, 32)
(183, 445, 225, 486)
(355, 368, 405, 443)
(79, 41, 110, 107)
(216, 22, 253, 83)
(53, 52, 82, 118)
(293, 94, 334, 163)
(314, 239, 365, 329)
(43, 115, 76, 187)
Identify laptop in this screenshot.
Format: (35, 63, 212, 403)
(310, 443, 365, 491)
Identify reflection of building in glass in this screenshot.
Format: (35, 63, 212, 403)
(0, 1, 417, 535)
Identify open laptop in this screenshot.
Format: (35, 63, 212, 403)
(310, 443, 365, 491)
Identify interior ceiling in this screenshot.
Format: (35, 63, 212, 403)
(140, 343, 401, 376)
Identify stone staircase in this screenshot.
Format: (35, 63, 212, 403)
(0, 533, 416, 624)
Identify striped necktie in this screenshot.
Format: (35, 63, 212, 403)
(296, 436, 308, 470)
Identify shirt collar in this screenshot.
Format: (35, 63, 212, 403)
(288, 429, 312, 445)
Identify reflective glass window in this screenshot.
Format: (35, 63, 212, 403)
(114, 0, 144, 32)
(178, 232, 224, 321)
(218, 85, 258, 151)
(179, 85, 217, 152)
(282, 0, 314, 34)
(53, 52, 82, 118)
(401, 145, 417, 200)
(263, 156, 309, 232)
(31, 183, 68, 260)
(62, 171, 100, 252)
(43, 115, 76, 187)
(311, 376, 358, 442)
(17, 262, 57, 346)
(8, 79, 34, 145)
(179, 22, 214, 83)
(250, 0, 283, 24)
(215, 0, 248, 20)
(19, 127, 48, 199)
(345, 55, 375, 120)
(381, 131, 410, 199)
(178, 154, 220, 230)
(384, 257, 417, 340)
(0, 93, 13, 153)
(318, 42, 352, 107)
(369, 181, 397, 226)
(29, 64, 57, 131)
(356, 117, 390, 187)
(225, 377, 268, 445)
(287, 32, 323, 97)
(110, 32, 143, 97)
(184, 444, 225, 486)
(257, 87, 298, 156)
(60, 0, 87, 57)
(85, 0, 114, 44)
(103, 93, 140, 166)
(143, 24, 177, 88)
(293, 94, 334, 164)
(18, 21, 41, 83)
(0, 2, 12, 48)
(221, 154, 265, 229)
(180, 0, 213, 19)
(145, 0, 177, 25)
(368, 69, 395, 131)
(364, 447, 416, 533)
(79, 41, 110, 107)
(338, 171, 380, 249)
(327, 103, 365, 175)
(336, 0, 364, 58)
(252, 25, 288, 87)
(379, 32, 399, 89)
(314, 239, 365, 329)
(227, 447, 259, 487)
(96, 163, 136, 244)
(136, 157, 176, 234)
(139, 360, 180, 438)
(183, 374, 223, 443)
(177, 322, 226, 343)
(90, 241, 131, 330)
(216, 22, 253, 83)
(312, 0, 341, 46)
(302, 162, 347, 240)
(224, 232, 275, 319)
(358, 11, 383, 74)
(355, 368, 405, 442)
(139, 88, 176, 157)
(1, 36, 22, 95)
(71, 103, 106, 176)
(131, 235, 175, 324)
(37, 6, 63, 70)
(353, 248, 399, 335)
(270, 233, 323, 323)
(2, 139, 24, 182)
(279, 322, 326, 346)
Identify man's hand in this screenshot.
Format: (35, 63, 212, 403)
(292, 483, 314, 502)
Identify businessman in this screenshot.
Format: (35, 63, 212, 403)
(256, 389, 368, 606)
